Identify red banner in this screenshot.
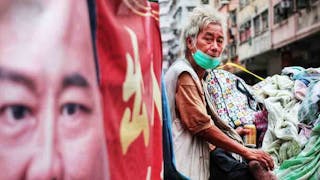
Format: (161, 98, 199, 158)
(96, 0, 163, 179)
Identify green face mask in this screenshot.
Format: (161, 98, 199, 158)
(192, 50, 221, 70)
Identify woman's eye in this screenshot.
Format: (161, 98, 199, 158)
(61, 103, 91, 116)
(218, 38, 224, 44)
(205, 38, 212, 43)
(0, 105, 32, 121)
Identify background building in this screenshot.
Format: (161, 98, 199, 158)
(160, 0, 320, 83)
(216, 0, 320, 84)
(159, 0, 205, 71)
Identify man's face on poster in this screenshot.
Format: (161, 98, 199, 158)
(0, 1, 107, 179)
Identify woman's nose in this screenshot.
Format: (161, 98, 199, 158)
(209, 40, 218, 50)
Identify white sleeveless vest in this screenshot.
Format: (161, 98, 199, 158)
(165, 59, 210, 180)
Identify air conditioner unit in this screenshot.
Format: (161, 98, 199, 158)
(277, 1, 290, 18)
(220, 0, 230, 5)
(280, 0, 291, 9)
(232, 28, 238, 35)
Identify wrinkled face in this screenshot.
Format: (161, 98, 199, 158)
(189, 23, 224, 58)
(0, 1, 107, 179)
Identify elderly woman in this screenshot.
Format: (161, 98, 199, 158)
(165, 6, 275, 180)
(0, 1, 109, 179)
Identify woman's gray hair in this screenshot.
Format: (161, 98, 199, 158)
(180, 5, 227, 55)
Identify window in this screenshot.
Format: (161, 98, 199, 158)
(230, 10, 237, 26)
(296, 0, 309, 9)
(187, 6, 195, 12)
(202, 0, 209, 4)
(274, 4, 281, 24)
(245, 21, 251, 40)
(254, 16, 260, 36)
(239, 21, 251, 44)
(261, 10, 269, 31)
(253, 10, 269, 37)
(240, 25, 246, 42)
(228, 28, 236, 40)
(274, 0, 294, 24)
(228, 42, 237, 58)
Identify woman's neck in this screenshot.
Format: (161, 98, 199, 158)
(186, 52, 206, 80)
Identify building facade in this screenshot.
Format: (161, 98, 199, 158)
(159, 0, 206, 71)
(217, 0, 320, 83)
(160, 0, 320, 80)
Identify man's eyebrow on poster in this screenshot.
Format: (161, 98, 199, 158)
(0, 67, 36, 92)
(0, 72, 95, 129)
(62, 73, 89, 89)
(0, 68, 94, 114)
(0, 67, 91, 90)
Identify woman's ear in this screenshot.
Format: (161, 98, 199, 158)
(186, 37, 194, 51)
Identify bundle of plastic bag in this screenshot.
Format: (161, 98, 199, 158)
(298, 80, 320, 126)
(276, 80, 320, 179)
(276, 122, 320, 180)
(253, 75, 302, 167)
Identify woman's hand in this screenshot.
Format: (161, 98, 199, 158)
(235, 126, 250, 136)
(243, 148, 275, 171)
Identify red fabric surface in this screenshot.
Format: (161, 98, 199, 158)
(96, 1, 163, 179)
